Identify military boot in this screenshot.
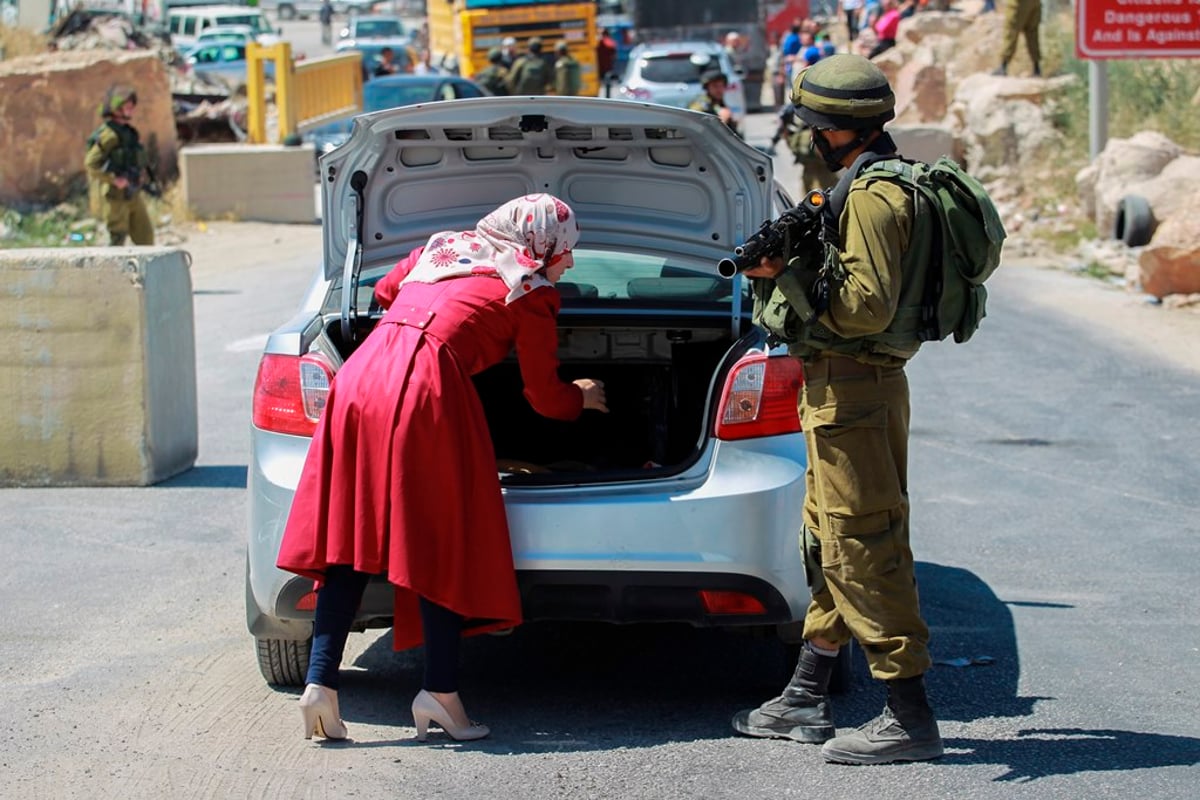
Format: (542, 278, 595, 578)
(991, 62, 1008, 76)
(730, 641, 837, 743)
(821, 674, 944, 765)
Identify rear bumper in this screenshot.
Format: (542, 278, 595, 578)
(247, 430, 809, 636)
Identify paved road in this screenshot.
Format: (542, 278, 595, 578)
(3, 115, 1199, 797)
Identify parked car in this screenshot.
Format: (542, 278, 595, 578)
(247, 96, 835, 689)
(194, 23, 258, 47)
(338, 13, 405, 41)
(302, 73, 487, 157)
(258, 0, 381, 21)
(184, 41, 277, 85)
(167, 4, 280, 50)
(616, 41, 748, 124)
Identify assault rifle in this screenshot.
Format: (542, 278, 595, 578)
(717, 189, 828, 278)
(103, 160, 162, 200)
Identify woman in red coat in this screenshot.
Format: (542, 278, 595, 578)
(277, 194, 608, 742)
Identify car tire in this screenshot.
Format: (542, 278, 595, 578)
(1113, 194, 1154, 247)
(277, 3, 297, 21)
(255, 635, 311, 686)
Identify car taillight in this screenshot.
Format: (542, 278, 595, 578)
(251, 352, 336, 437)
(699, 590, 766, 615)
(714, 353, 803, 441)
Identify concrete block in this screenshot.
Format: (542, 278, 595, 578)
(181, 143, 318, 224)
(0, 248, 198, 486)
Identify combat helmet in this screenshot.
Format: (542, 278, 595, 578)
(791, 54, 894, 131)
(100, 84, 138, 118)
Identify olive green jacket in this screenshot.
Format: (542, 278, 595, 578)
(754, 176, 918, 365)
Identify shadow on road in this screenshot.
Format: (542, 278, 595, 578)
(316, 561, 1200, 777)
(946, 728, 1200, 782)
(155, 464, 247, 489)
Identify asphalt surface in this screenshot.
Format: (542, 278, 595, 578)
(2, 110, 1199, 798)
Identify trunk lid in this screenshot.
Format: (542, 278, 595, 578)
(318, 96, 775, 286)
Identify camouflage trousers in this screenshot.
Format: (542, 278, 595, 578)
(1000, 0, 1041, 67)
(106, 193, 154, 246)
(798, 356, 931, 681)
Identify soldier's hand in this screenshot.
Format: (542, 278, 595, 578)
(113, 176, 130, 190)
(742, 256, 786, 279)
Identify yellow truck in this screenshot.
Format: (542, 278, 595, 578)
(429, 0, 600, 96)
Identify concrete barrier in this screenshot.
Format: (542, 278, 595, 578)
(0, 248, 198, 487)
(180, 143, 318, 224)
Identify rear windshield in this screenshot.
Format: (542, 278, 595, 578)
(638, 54, 717, 84)
(349, 248, 749, 311)
(216, 14, 271, 34)
(354, 18, 404, 37)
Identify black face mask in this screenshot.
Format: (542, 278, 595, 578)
(812, 129, 865, 172)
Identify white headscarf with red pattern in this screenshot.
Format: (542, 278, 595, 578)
(400, 193, 579, 304)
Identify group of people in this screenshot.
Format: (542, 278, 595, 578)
(472, 36, 584, 97)
(278, 45, 960, 766)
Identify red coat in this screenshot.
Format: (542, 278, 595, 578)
(277, 249, 584, 650)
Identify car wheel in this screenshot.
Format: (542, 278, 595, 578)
(1113, 194, 1154, 247)
(277, 3, 297, 21)
(256, 636, 311, 686)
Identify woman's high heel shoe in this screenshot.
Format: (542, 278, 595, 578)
(411, 689, 490, 742)
(299, 683, 348, 740)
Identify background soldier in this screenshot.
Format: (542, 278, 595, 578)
(993, 0, 1042, 76)
(687, 68, 739, 136)
(731, 54, 944, 765)
(506, 37, 552, 95)
(553, 41, 582, 96)
(84, 85, 154, 246)
(475, 47, 510, 96)
(770, 102, 838, 193)
(318, 0, 333, 46)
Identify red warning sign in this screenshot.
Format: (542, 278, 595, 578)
(1077, 0, 1200, 59)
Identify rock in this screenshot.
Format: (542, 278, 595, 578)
(1138, 196, 1200, 298)
(1075, 131, 1183, 233)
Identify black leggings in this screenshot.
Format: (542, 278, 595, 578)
(305, 565, 463, 693)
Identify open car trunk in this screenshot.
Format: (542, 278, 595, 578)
(324, 311, 754, 486)
(477, 318, 750, 484)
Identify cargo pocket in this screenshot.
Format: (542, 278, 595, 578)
(802, 400, 904, 517)
(823, 510, 900, 581)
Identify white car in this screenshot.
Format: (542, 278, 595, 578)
(616, 41, 748, 124)
(245, 96, 847, 688)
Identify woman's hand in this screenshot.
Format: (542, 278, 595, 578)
(574, 378, 608, 413)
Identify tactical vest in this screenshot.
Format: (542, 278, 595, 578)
(87, 121, 145, 175)
(757, 170, 934, 363)
(555, 57, 581, 95)
(510, 55, 548, 94)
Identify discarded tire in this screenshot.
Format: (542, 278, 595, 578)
(1114, 194, 1154, 247)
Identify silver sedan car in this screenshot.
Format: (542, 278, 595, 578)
(245, 96, 839, 687)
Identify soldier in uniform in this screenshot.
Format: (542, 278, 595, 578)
(730, 53, 944, 765)
(993, 0, 1041, 76)
(475, 47, 510, 96)
(85, 85, 154, 246)
(506, 37, 552, 95)
(687, 68, 739, 136)
(553, 40, 582, 96)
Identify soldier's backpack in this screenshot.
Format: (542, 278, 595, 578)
(829, 153, 1007, 344)
(510, 55, 548, 94)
